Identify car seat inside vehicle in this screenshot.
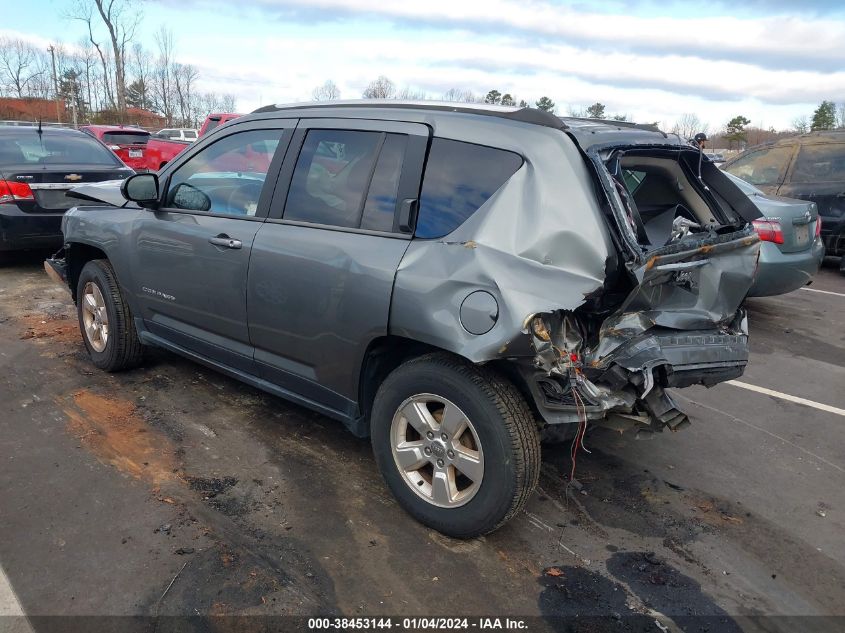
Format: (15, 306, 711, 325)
(619, 155, 715, 247)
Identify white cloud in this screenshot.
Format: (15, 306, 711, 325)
(246, 0, 845, 69)
(6, 1, 845, 131)
(177, 29, 840, 129)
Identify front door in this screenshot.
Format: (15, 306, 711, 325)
(130, 123, 293, 372)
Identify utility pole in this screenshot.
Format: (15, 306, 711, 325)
(70, 79, 79, 128)
(47, 45, 61, 124)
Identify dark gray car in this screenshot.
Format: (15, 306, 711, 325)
(46, 103, 761, 537)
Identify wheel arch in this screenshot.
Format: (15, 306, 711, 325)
(356, 335, 537, 429)
(358, 336, 456, 424)
(65, 241, 109, 302)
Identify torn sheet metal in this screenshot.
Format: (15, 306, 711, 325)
(390, 129, 762, 434)
(589, 232, 760, 363)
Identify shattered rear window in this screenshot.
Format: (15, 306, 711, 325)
(415, 138, 523, 239)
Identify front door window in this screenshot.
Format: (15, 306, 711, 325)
(165, 129, 284, 216)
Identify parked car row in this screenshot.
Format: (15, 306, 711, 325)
(78, 113, 241, 173)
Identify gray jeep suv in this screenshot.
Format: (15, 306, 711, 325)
(46, 102, 761, 537)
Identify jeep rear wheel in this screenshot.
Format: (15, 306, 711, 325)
(371, 353, 540, 538)
(76, 259, 144, 372)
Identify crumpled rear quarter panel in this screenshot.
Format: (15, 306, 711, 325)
(390, 124, 613, 361)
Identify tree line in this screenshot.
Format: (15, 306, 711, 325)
(0, 0, 235, 127)
(314, 76, 633, 121)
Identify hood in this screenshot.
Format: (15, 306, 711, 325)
(66, 180, 130, 208)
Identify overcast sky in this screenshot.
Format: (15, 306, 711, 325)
(3, 0, 845, 131)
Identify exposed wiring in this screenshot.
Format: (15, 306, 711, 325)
(568, 375, 590, 485)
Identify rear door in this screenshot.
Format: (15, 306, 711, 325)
(129, 120, 294, 372)
(777, 142, 845, 254)
(247, 119, 428, 418)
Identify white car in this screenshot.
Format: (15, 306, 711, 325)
(155, 128, 198, 142)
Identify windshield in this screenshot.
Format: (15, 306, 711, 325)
(102, 131, 149, 146)
(0, 131, 123, 166)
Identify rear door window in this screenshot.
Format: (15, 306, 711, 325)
(284, 129, 407, 230)
(415, 139, 523, 238)
(103, 131, 149, 145)
(723, 145, 794, 186)
(791, 143, 845, 183)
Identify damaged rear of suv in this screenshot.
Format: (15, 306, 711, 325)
(519, 118, 761, 439)
(48, 103, 759, 537)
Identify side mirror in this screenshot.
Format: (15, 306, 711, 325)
(121, 173, 160, 208)
(171, 183, 211, 212)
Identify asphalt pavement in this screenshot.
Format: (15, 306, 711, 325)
(0, 252, 843, 632)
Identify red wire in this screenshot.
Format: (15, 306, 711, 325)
(569, 386, 587, 483)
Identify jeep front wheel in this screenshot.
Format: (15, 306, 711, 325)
(76, 259, 144, 371)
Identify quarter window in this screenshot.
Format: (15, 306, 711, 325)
(723, 145, 794, 186)
(415, 138, 523, 239)
(791, 143, 845, 183)
(165, 129, 283, 216)
(284, 129, 407, 230)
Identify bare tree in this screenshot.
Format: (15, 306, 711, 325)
(70, 2, 114, 109)
(312, 80, 340, 101)
(0, 37, 41, 98)
(125, 42, 152, 110)
(836, 103, 845, 130)
(68, 0, 140, 114)
(792, 115, 809, 134)
(362, 75, 395, 99)
(395, 86, 427, 100)
(441, 88, 478, 103)
(152, 27, 175, 123)
(672, 113, 708, 140)
(174, 62, 199, 125)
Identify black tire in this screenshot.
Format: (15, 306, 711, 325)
(76, 259, 144, 371)
(371, 352, 541, 538)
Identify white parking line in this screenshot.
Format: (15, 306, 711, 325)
(801, 287, 845, 298)
(0, 564, 33, 633)
(676, 394, 845, 475)
(726, 380, 845, 417)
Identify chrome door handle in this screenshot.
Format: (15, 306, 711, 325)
(209, 235, 242, 249)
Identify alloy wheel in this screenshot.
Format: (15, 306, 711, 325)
(81, 281, 109, 353)
(390, 394, 484, 508)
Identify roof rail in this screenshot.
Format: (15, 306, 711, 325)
(251, 100, 568, 131)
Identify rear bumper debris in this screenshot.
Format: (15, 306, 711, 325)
(522, 308, 749, 436)
(44, 255, 70, 292)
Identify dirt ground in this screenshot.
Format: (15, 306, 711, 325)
(1, 252, 844, 632)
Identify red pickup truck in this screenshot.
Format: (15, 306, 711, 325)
(80, 125, 151, 171)
(144, 112, 242, 171)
